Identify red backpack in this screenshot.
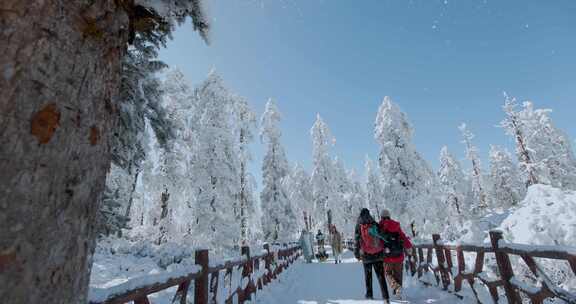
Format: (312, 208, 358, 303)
(360, 223, 384, 254)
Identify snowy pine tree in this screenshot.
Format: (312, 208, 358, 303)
(335, 170, 368, 237)
(488, 145, 525, 209)
(344, 169, 365, 236)
(311, 115, 336, 230)
(260, 100, 298, 241)
(101, 33, 175, 239)
(365, 156, 384, 216)
(501, 94, 539, 187)
(438, 146, 468, 219)
(437, 146, 470, 240)
(285, 164, 314, 231)
(459, 123, 489, 214)
(331, 157, 355, 234)
(374, 97, 442, 237)
(501, 96, 576, 190)
(191, 72, 240, 251)
(98, 174, 131, 238)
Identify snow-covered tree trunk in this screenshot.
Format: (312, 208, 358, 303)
(239, 157, 249, 242)
(459, 123, 489, 213)
(124, 167, 142, 218)
(0, 0, 128, 302)
(501, 96, 538, 187)
(234, 98, 256, 245)
(157, 187, 171, 244)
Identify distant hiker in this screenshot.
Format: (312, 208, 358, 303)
(316, 229, 325, 248)
(354, 208, 390, 302)
(329, 225, 343, 264)
(378, 209, 413, 299)
(316, 230, 328, 261)
(299, 229, 314, 263)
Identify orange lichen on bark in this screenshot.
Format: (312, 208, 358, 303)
(89, 125, 100, 145)
(30, 103, 60, 144)
(0, 249, 18, 272)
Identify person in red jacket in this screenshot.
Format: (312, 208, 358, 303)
(378, 209, 413, 299)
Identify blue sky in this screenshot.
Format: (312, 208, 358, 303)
(159, 0, 576, 185)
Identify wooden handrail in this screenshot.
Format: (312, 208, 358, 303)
(407, 230, 576, 304)
(89, 270, 203, 304)
(89, 244, 301, 304)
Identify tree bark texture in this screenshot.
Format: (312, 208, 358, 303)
(0, 0, 128, 302)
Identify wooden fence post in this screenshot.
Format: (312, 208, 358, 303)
(568, 256, 576, 276)
(241, 245, 252, 277)
(489, 231, 521, 304)
(433, 234, 451, 290)
(195, 249, 209, 304)
(134, 297, 151, 304)
(417, 247, 424, 278)
(241, 246, 251, 259)
(263, 244, 272, 285)
(455, 246, 465, 292)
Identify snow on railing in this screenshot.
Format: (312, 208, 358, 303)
(89, 243, 301, 304)
(407, 230, 576, 304)
(88, 266, 202, 303)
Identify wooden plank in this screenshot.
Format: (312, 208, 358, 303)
(90, 246, 303, 304)
(473, 250, 484, 274)
(444, 248, 453, 270)
(490, 231, 522, 304)
(568, 256, 576, 276)
(172, 280, 190, 304)
(498, 244, 575, 260)
(441, 244, 494, 253)
(134, 296, 150, 304)
(433, 234, 451, 290)
(209, 271, 219, 304)
(195, 249, 210, 304)
(93, 273, 201, 304)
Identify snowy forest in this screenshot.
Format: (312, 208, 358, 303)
(94, 56, 576, 298)
(100, 61, 576, 253)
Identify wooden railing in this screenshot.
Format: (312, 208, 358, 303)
(406, 230, 576, 304)
(89, 244, 301, 304)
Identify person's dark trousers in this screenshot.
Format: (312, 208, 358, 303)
(363, 261, 390, 299)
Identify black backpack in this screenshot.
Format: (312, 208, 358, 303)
(382, 231, 404, 257)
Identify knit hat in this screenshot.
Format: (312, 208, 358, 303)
(380, 209, 391, 218)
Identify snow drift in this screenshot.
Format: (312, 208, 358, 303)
(497, 184, 576, 247)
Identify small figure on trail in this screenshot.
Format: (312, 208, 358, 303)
(354, 208, 390, 302)
(329, 225, 343, 264)
(299, 229, 314, 263)
(316, 229, 328, 261)
(377, 209, 413, 300)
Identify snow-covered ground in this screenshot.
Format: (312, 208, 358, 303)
(90, 183, 576, 303)
(89, 239, 201, 303)
(255, 250, 472, 304)
(497, 184, 576, 247)
(445, 184, 576, 297)
(90, 241, 478, 304)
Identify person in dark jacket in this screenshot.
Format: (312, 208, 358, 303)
(354, 208, 390, 302)
(316, 229, 327, 261)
